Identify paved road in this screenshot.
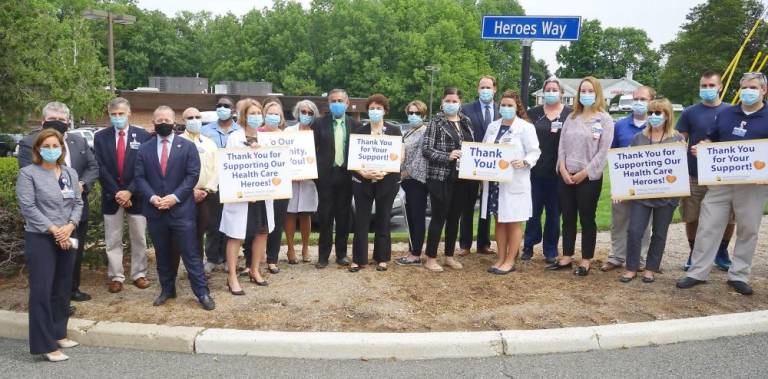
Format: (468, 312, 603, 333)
(2, 334, 767, 378)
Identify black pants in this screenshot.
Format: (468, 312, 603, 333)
(147, 216, 209, 299)
(559, 177, 602, 259)
(244, 198, 289, 266)
(626, 202, 677, 272)
(425, 178, 472, 258)
(205, 192, 227, 264)
(401, 179, 428, 255)
(316, 167, 353, 262)
(25, 232, 74, 354)
(459, 181, 491, 250)
(351, 178, 399, 265)
(71, 197, 88, 293)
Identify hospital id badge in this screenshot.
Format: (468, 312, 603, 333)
(591, 125, 603, 140)
(129, 141, 141, 149)
(61, 189, 75, 199)
(732, 127, 747, 137)
(551, 121, 563, 133)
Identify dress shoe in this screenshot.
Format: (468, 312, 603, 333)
(43, 352, 69, 362)
(336, 257, 351, 266)
(376, 263, 388, 272)
(68, 306, 76, 317)
(227, 280, 245, 296)
(520, 247, 533, 261)
(70, 290, 91, 302)
(152, 292, 176, 306)
(478, 247, 495, 255)
(458, 248, 471, 257)
(133, 277, 151, 289)
(267, 264, 280, 274)
(395, 257, 421, 266)
(348, 265, 361, 273)
(642, 276, 656, 283)
(491, 266, 516, 275)
(315, 260, 329, 269)
(249, 274, 269, 286)
(198, 295, 216, 310)
(546, 261, 572, 271)
(574, 266, 590, 276)
(57, 339, 79, 348)
(727, 280, 753, 295)
(444, 258, 463, 270)
(108, 280, 123, 293)
(676, 277, 705, 289)
(544, 257, 557, 265)
(619, 275, 636, 283)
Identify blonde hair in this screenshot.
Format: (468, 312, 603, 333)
(263, 101, 286, 130)
(643, 98, 678, 138)
(239, 100, 263, 127)
(571, 76, 606, 118)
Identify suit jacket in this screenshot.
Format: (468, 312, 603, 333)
(313, 113, 361, 186)
(461, 100, 500, 143)
(134, 135, 200, 220)
(422, 112, 474, 182)
(17, 129, 98, 221)
(350, 122, 402, 187)
(94, 126, 151, 215)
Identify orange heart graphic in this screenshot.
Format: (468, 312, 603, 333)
(272, 177, 282, 186)
(666, 175, 677, 183)
(305, 156, 315, 164)
(754, 160, 766, 170)
(498, 160, 510, 169)
(628, 189, 636, 196)
(389, 153, 399, 161)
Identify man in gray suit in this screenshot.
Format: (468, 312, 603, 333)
(18, 101, 99, 304)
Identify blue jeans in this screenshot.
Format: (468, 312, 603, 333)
(524, 176, 560, 259)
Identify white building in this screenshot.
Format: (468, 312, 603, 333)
(532, 77, 644, 107)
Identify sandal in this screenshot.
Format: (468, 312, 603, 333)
(376, 263, 388, 272)
(348, 264, 361, 273)
(642, 275, 655, 283)
(267, 264, 280, 274)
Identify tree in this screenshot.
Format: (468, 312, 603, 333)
(658, 0, 768, 105)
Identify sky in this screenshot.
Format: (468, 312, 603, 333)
(135, 0, 763, 73)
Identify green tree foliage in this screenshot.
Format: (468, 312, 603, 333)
(658, 0, 768, 105)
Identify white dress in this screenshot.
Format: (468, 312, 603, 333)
(284, 125, 319, 213)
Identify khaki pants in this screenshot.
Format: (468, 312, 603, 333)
(608, 201, 650, 265)
(105, 208, 148, 282)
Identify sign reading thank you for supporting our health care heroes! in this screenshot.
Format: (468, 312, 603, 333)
(217, 146, 293, 203)
(458, 142, 524, 183)
(696, 139, 768, 185)
(481, 15, 581, 41)
(257, 131, 318, 180)
(607, 143, 690, 200)
(347, 134, 403, 173)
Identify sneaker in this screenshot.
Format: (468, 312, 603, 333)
(521, 246, 533, 261)
(726, 280, 753, 295)
(682, 253, 692, 272)
(203, 262, 217, 274)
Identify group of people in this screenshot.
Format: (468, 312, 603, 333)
(15, 71, 768, 361)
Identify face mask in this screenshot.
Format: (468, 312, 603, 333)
(247, 114, 263, 129)
(499, 106, 516, 120)
(329, 102, 347, 117)
(740, 88, 761, 106)
(442, 102, 460, 115)
(43, 120, 68, 135)
(111, 115, 128, 130)
(647, 114, 665, 128)
(631, 101, 648, 115)
(699, 88, 719, 102)
(368, 109, 384, 123)
(407, 114, 423, 125)
(478, 89, 494, 103)
(543, 91, 560, 105)
(40, 147, 62, 163)
(265, 114, 281, 128)
(579, 93, 596, 107)
(185, 119, 202, 134)
(154, 123, 174, 137)
(299, 114, 314, 125)
(216, 107, 232, 121)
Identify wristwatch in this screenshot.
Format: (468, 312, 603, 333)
(68, 220, 77, 227)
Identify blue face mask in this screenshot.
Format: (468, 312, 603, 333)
(299, 114, 314, 126)
(265, 114, 281, 128)
(543, 91, 560, 105)
(478, 89, 494, 103)
(40, 147, 62, 163)
(579, 93, 596, 107)
(740, 88, 761, 106)
(111, 115, 128, 130)
(216, 107, 232, 121)
(442, 102, 460, 115)
(185, 119, 202, 134)
(699, 88, 719, 102)
(631, 101, 648, 115)
(499, 106, 516, 120)
(407, 114, 423, 125)
(329, 102, 347, 117)
(368, 109, 384, 123)
(247, 114, 263, 129)
(648, 114, 665, 128)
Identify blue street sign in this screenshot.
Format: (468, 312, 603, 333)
(481, 16, 581, 41)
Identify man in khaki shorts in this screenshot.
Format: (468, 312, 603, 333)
(675, 70, 733, 271)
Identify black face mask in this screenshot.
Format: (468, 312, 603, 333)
(155, 123, 174, 137)
(43, 120, 68, 135)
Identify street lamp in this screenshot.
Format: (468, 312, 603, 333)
(425, 65, 440, 120)
(82, 9, 136, 93)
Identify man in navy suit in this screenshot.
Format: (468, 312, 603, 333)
(459, 75, 499, 256)
(134, 106, 214, 310)
(94, 97, 152, 294)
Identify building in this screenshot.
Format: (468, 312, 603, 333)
(532, 77, 644, 106)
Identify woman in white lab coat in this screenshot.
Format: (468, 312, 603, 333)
(480, 90, 541, 275)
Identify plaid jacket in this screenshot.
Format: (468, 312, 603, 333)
(422, 111, 475, 181)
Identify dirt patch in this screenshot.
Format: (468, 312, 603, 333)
(2, 218, 767, 332)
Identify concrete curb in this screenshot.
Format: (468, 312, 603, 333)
(1, 309, 767, 359)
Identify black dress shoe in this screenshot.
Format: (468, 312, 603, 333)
(68, 306, 76, 316)
(336, 257, 351, 266)
(348, 265, 361, 273)
(152, 292, 177, 306)
(491, 267, 516, 275)
(315, 260, 329, 269)
(727, 280, 753, 295)
(486, 267, 497, 273)
(574, 266, 590, 276)
(545, 257, 557, 265)
(71, 290, 92, 302)
(676, 277, 705, 289)
(619, 275, 636, 283)
(267, 265, 280, 274)
(521, 247, 533, 261)
(198, 295, 216, 311)
(546, 262, 572, 271)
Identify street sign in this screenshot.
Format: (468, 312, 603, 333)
(481, 15, 581, 41)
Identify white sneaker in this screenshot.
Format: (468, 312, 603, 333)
(44, 352, 69, 362)
(203, 262, 217, 274)
(57, 339, 79, 348)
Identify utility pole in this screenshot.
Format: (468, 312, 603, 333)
(520, 39, 533, 108)
(82, 10, 136, 93)
(425, 65, 440, 120)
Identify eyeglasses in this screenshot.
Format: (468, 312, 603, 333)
(406, 111, 421, 116)
(647, 111, 664, 116)
(300, 110, 315, 116)
(185, 115, 202, 120)
(216, 103, 232, 109)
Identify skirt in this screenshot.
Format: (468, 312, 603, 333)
(287, 180, 318, 213)
(245, 201, 269, 237)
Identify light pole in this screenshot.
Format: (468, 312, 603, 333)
(82, 9, 136, 93)
(425, 65, 440, 120)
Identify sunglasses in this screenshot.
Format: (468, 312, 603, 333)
(647, 111, 664, 116)
(216, 103, 232, 109)
(406, 111, 421, 116)
(300, 110, 315, 116)
(185, 115, 202, 120)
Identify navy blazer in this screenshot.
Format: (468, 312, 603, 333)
(461, 100, 500, 143)
(134, 135, 200, 220)
(94, 126, 151, 215)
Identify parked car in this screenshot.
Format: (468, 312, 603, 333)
(0, 134, 18, 157)
(672, 103, 684, 112)
(200, 111, 218, 125)
(609, 104, 620, 113)
(68, 129, 95, 149)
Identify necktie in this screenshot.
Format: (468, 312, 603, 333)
(160, 139, 169, 176)
(483, 105, 492, 128)
(334, 119, 345, 167)
(117, 131, 126, 182)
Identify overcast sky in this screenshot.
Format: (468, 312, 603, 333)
(136, 0, 763, 73)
